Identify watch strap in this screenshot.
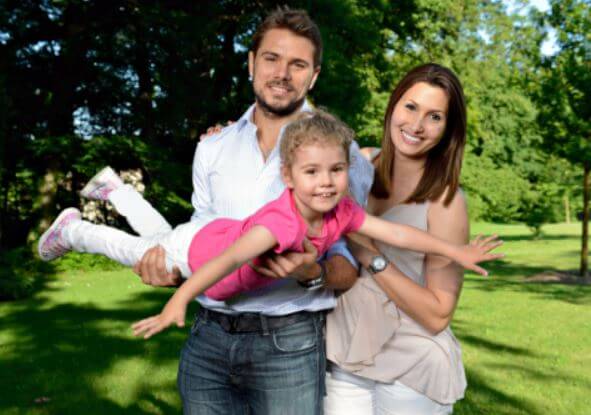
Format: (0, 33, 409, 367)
(297, 261, 326, 290)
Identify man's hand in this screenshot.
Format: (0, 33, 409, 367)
(133, 245, 182, 287)
(249, 239, 320, 282)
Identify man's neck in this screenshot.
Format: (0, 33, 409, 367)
(253, 103, 303, 160)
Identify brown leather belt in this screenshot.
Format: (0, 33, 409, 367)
(199, 308, 316, 333)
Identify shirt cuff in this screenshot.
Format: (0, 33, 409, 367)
(325, 238, 359, 269)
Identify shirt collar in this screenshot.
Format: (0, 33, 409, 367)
(235, 99, 315, 133)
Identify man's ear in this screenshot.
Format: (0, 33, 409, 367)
(248, 51, 255, 80)
(281, 165, 294, 189)
(308, 66, 321, 91)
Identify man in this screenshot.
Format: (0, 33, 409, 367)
(136, 7, 373, 414)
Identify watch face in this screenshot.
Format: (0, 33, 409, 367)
(371, 256, 387, 272)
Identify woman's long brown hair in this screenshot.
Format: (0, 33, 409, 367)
(371, 63, 467, 206)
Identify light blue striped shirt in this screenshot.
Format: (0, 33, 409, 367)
(190, 101, 374, 315)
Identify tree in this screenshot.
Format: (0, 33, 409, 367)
(538, 0, 591, 276)
(0, 0, 396, 248)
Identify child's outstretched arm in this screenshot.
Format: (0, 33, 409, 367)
(132, 226, 278, 339)
(355, 214, 503, 276)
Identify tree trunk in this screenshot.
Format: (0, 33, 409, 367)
(580, 161, 590, 278)
(26, 167, 59, 245)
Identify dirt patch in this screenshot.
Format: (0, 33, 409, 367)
(525, 271, 591, 285)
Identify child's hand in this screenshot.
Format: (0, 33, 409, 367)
(455, 234, 504, 276)
(131, 297, 187, 339)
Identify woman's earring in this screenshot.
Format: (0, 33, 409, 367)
(248, 74, 253, 82)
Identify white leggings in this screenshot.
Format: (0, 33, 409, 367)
(108, 184, 172, 236)
(324, 367, 453, 415)
(63, 185, 197, 276)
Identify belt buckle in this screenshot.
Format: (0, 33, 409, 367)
(217, 314, 233, 333)
(229, 316, 239, 333)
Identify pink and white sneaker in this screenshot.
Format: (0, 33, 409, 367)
(38, 208, 81, 261)
(80, 166, 124, 201)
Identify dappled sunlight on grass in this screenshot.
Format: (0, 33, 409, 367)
(0, 222, 589, 414)
(0, 269, 197, 414)
(451, 223, 591, 414)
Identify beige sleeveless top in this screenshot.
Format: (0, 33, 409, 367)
(326, 197, 467, 405)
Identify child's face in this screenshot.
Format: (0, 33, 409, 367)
(282, 142, 349, 221)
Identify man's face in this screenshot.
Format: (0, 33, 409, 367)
(249, 28, 320, 117)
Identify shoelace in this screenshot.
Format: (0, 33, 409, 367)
(88, 182, 115, 199)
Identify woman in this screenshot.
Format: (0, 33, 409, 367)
(324, 63, 492, 414)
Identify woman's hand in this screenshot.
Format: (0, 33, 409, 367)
(454, 234, 504, 276)
(199, 121, 234, 141)
(131, 295, 187, 339)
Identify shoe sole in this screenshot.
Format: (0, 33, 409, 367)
(38, 207, 81, 261)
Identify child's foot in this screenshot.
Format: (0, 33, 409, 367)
(80, 166, 124, 200)
(38, 208, 81, 261)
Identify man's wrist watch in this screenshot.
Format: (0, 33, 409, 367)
(368, 255, 388, 274)
(297, 261, 326, 290)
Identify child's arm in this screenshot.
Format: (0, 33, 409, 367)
(132, 225, 278, 339)
(355, 214, 503, 276)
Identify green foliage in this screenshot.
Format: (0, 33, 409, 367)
(538, 0, 591, 275)
(0, 0, 588, 247)
(461, 153, 531, 222)
(53, 252, 125, 274)
(0, 247, 51, 300)
(522, 187, 558, 238)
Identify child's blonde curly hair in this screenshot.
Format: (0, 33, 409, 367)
(280, 109, 354, 167)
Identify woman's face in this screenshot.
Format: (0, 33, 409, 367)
(390, 82, 449, 160)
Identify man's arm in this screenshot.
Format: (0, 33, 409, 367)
(253, 238, 358, 291)
(191, 138, 213, 221)
(323, 255, 358, 290)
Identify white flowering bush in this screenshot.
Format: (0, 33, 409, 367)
(81, 169, 145, 225)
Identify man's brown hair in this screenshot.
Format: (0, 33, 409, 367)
(251, 6, 323, 67)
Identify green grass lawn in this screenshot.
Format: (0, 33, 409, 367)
(1, 222, 590, 414)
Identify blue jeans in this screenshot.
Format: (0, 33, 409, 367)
(177, 310, 326, 415)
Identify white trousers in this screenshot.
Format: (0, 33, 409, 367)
(324, 367, 453, 415)
(62, 218, 199, 278)
(108, 184, 172, 237)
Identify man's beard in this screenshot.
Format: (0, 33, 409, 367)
(254, 85, 306, 117)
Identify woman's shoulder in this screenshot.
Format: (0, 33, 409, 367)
(431, 186, 467, 212)
(428, 187, 468, 241)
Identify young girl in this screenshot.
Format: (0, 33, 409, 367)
(38, 110, 501, 337)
